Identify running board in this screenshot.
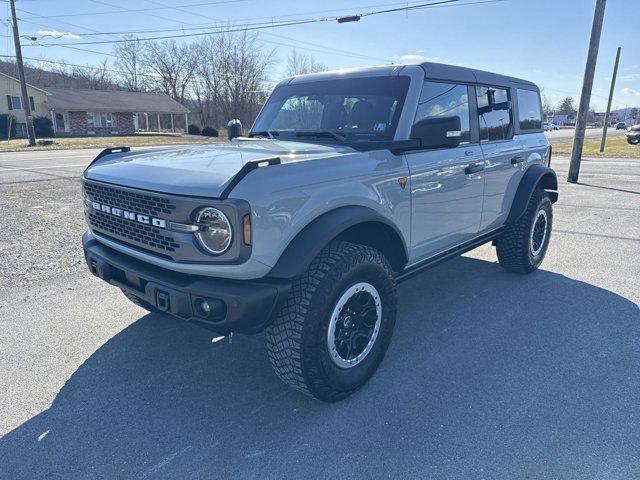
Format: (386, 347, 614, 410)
(395, 227, 505, 283)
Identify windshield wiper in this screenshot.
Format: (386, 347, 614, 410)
(250, 130, 279, 139)
(295, 130, 347, 142)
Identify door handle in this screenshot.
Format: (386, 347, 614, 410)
(511, 156, 525, 165)
(465, 163, 485, 174)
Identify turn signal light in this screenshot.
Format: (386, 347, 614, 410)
(243, 214, 252, 245)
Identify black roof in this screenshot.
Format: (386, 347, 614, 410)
(46, 88, 190, 114)
(420, 62, 538, 89)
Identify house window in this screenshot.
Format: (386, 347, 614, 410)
(6, 95, 22, 110)
(87, 112, 117, 128)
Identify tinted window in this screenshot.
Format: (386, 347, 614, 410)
(252, 76, 410, 141)
(477, 86, 513, 141)
(517, 89, 542, 130)
(414, 81, 470, 144)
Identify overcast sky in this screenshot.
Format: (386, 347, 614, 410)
(6, 0, 640, 111)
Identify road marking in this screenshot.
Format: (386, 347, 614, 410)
(0, 163, 87, 171)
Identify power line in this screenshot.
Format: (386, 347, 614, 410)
(24, 0, 504, 47)
(21, 0, 506, 37)
(17, 0, 247, 19)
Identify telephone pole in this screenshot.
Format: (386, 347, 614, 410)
(568, 0, 606, 183)
(600, 46, 621, 153)
(9, 0, 36, 146)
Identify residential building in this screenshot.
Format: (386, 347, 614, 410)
(0, 71, 190, 137)
(0, 72, 48, 137)
(46, 88, 190, 136)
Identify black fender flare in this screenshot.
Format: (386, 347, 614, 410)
(268, 206, 407, 279)
(507, 165, 558, 224)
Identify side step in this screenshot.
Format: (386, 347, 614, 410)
(396, 227, 505, 283)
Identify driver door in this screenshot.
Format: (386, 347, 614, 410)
(405, 81, 485, 263)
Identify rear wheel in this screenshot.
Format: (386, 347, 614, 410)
(627, 136, 639, 145)
(266, 241, 397, 402)
(496, 189, 553, 274)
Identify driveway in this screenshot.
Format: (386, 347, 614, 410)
(0, 150, 639, 479)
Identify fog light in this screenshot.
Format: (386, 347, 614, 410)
(200, 300, 211, 314)
(194, 298, 211, 317)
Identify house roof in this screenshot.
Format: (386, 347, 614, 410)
(0, 71, 50, 94)
(45, 88, 189, 114)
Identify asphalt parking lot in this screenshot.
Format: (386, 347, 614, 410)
(0, 148, 639, 479)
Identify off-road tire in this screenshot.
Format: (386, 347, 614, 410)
(266, 241, 397, 402)
(496, 189, 553, 274)
(121, 289, 159, 313)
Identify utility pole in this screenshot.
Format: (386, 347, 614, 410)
(9, 0, 36, 146)
(600, 47, 621, 153)
(568, 0, 606, 183)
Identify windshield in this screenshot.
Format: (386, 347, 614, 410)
(251, 76, 411, 142)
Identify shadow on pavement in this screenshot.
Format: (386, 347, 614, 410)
(2, 257, 639, 479)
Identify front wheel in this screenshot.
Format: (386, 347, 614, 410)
(266, 241, 397, 402)
(627, 136, 639, 145)
(495, 189, 553, 274)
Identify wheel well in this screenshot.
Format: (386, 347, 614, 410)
(335, 221, 408, 273)
(537, 171, 558, 203)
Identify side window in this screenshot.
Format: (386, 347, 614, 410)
(414, 81, 470, 144)
(476, 86, 513, 142)
(517, 89, 542, 131)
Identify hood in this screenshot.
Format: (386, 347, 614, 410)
(84, 139, 349, 197)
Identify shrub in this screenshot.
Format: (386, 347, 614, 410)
(201, 126, 219, 137)
(0, 114, 16, 139)
(188, 123, 201, 135)
(33, 116, 54, 137)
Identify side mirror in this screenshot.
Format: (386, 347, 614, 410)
(227, 119, 242, 140)
(410, 116, 462, 149)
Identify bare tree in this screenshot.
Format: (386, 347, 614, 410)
(286, 50, 326, 76)
(144, 40, 198, 103)
(192, 32, 276, 127)
(114, 35, 147, 91)
(70, 59, 112, 90)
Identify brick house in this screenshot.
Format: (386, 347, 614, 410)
(45, 88, 190, 136)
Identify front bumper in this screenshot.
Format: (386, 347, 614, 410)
(83, 232, 290, 334)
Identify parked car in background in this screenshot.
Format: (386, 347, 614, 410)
(616, 122, 628, 130)
(544, 122, 559, 131)
(626, 124, 640, 145)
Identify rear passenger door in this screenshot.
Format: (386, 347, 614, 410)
(475, 85, 524, 231)
(405, 81, 485, 262)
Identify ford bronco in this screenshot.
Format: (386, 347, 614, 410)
(82, 62, 557, 402)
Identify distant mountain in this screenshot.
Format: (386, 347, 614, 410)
(0, 60, 121, 90)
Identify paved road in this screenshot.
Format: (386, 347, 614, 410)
(545, 127, 625, 142)
(1, 148, 639, 479)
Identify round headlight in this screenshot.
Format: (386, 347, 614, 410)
(195, 207, 232, 255)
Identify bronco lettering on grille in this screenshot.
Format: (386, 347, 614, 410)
(90, 201, 166, 228)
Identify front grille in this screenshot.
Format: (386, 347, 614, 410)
(84, 181, 177, 217)
(88, 210, 181, 252)
(83, 180, 182, 255)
